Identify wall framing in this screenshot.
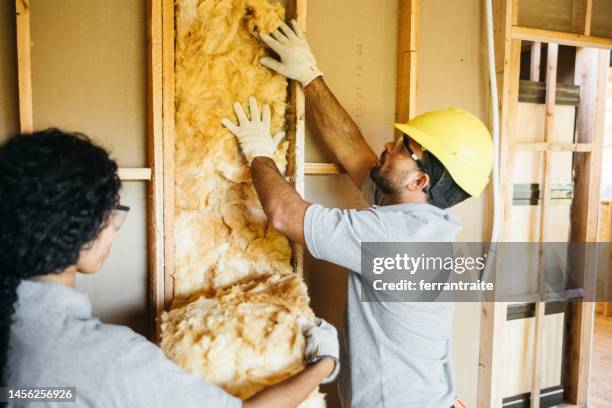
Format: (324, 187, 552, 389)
(478, 0, 611, 406)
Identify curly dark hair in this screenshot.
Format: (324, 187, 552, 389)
(0, 129, 121, 389)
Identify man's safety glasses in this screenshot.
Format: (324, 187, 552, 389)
(401, 135, 427, 173)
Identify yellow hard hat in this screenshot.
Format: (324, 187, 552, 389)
(394, 108, 493, 197)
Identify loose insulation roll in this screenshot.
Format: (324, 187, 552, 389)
(161, 1, 325, 406)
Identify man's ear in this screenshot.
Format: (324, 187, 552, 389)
(408, 171, 429, 193)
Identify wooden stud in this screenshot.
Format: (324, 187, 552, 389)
(530, 42, 541, 82)
(512, 26, 612, 50)
(15, 0, 33, 133)
(513, 142, 592, 152)
(162, 0, 175, 313)
(118, 168, 153, 181)
(304, 162, 345, 174)
(146, 0, 165, 343)
(284, 0, 307, 277)
(478, 0, 520, 405)
(395, 0, 418, 138)
(571, 0, 592, 36)
(531, 42, 559, 408)
(564, 48, 610, 406)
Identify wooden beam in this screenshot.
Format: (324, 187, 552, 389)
(118, 167, 152, 181)
(395, 0, 418, 138)
(531, 42, 559, 408)
(513, 142, 592, 152)
(284, 0, 307, 277)
(512, 26, 612, 50)
(565, 48, 610, 406)
(530, 42, 541, 82)
(162, 0, 175, 313)
(146, 0, 165, 343)
(478, 0, 520, 405)
(305, 162, 345, 174)
(15, 0, 33, 133)
(571, 0, 592, 35)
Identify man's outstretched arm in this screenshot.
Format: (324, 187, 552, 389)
(221, 97, 309, 245)
(303, 77, 378, 187)
(258, 20, 378, 188)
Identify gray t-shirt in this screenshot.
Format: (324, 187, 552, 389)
(7, 280, 242, 408)
(304, 176, 461, 408)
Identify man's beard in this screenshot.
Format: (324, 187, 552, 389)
(370, 164, 402, 195)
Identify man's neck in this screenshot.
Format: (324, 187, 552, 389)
(381, 191, 428, 206)
(32, 267, 77, 288)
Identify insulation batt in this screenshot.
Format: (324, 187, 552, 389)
(161, 0, 325, 405)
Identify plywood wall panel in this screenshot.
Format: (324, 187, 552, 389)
(591, 0, 612, 38)
(29, 0, 146, 167)
(26, 0, 149, 333)
(76, 182, 149, 335)
(517, 0, 574, 33)
(504, 313, 565, 397)
(305, 0, 398, 164)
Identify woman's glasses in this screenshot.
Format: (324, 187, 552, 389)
(112, 204, 130, 230)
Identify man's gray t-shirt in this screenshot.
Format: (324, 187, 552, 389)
(6, 280, 242, 408)
(304, 176, 461, 408)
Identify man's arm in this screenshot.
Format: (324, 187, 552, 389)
(221, 97, 311, 245)
(243, 359, 334, 408)
(250, 156, 309, 246)
(304, 77, 378, 187)
(258, 20, 378, 188)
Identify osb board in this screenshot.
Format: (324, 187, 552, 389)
(591, 0, 612, 39)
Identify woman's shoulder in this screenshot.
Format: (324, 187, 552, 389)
(9, 281, 147, 391)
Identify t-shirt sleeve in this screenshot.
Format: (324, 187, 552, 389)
(99, 335, 242, 408)
(304, 204, 389, 273)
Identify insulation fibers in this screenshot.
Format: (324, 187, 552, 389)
(161, 0, 325, 405)
(173, 0, 292, 298)
(162, 274, 324, 405)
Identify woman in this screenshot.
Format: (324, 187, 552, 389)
(0, 129, 338, 407)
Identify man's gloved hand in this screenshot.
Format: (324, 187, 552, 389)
(259, 20, 322, 87)
(299, 317, 340, 384)
(221, 96, 284, 165)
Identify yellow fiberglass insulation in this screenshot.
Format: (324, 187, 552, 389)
(162, 274, 325, 406)
(161, 0, 325, 406)
(172, 0, 292, 298)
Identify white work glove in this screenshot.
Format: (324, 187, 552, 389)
(221, 96, 284, 165)
(260, 20, 322, 86)
(299, 317, 340, 384)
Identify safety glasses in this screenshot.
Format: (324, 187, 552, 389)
(112, 204, 130, 230)
(401, 135, 427, 173)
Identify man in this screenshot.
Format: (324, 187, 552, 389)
(222, 21, 492, 408)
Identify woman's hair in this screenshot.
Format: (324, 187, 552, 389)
(0, 129, 121, 387)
